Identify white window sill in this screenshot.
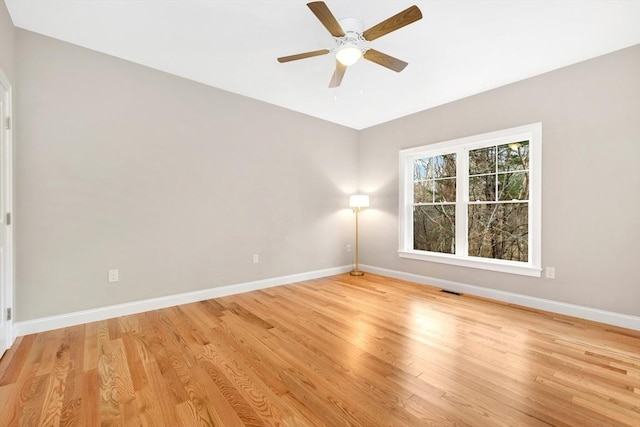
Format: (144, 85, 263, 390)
(398, 250, 542, 277)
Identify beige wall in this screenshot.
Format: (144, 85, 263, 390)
(0, 0, 14, 81)
(358, 45, 640, 316)
(11, 21, 640, 321)
(15, 29, 358, 321)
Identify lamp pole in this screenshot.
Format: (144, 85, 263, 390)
(351, 205, 364, 276)
(349, 194, 369, 276)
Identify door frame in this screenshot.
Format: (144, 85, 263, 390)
(0, 67, 14, 355)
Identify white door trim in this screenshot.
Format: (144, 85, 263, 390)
(0, 67, 14, 355)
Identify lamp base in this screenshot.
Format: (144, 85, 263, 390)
(350, 270, 365, 276)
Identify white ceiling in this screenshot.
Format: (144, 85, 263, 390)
(6, 1, 640, 129)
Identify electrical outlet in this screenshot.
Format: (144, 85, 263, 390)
(545, 267, 555, 279)
(108, 269, 119, 283)
(346, 245, 352, 253)
(252, 254, 259, 264)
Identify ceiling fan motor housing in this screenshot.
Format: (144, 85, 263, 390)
(337, 18, 367, 46)
(339, 17, 364, 34)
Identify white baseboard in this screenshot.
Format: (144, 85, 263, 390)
(14, 265, 352, 337)
(13, 263, 639, 337)
(361, 264, 640, 331)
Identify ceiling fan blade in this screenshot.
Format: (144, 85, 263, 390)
(364, 49, 408, 72)
(329, 61, 347, 88)
(277, 49, 330, 63)
(362, 5, 422, 41)
(307, 1, 345, 37)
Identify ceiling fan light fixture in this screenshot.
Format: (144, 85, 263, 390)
(336, 44, 363, 66)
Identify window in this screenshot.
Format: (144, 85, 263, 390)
(399, 123, 541, 276)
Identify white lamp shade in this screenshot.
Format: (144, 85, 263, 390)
(336, 46, 363, 66)
(349, 194, 370, 208)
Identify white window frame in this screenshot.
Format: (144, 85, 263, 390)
(399, 123, 542, 277)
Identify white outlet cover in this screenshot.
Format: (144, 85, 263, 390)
(545, 267, 556, 279)
(108, 269, 119, 282)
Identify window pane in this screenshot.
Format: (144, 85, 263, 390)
(414, 205, 456, 254)
(498, 172, 529, 201)
(414, 158, 431, 180)
(468, 203, 528, 262)
(469, 175, 496, 201)
(498, 141, 529, 172)
(432, 154, 457, 178)
(434, 178, 456, 202)
(414, 181, 433, 203)
(469, 146, 496, 175)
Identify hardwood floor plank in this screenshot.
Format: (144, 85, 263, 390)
(0, 334, 35, 386)
(0, 383, 18, 426)
(83, 322, 99, 373)
(173, 374, 217, 426)
(190, 363, 248, 426)
(0, 336, 23, 380)
(79, 369, 99, 427)
(60, 327, 85, 427)
(175, 399, 207, 427)
(110, 339, 135, 404)
(143, 359, 181, 426)
(120, 333, 147, 392)
(1, 273, 639, 426)
(121, 398, 141, 427)
(142, 312, 189, 405)
(134, 386, 165, 426)
(60, 394, 82, 427)
(403, 392, 475, 427)
(199, 344, 277, 426)
(279, 366, 371, 427)
(98, 352, 121, 425)
(38, 340, 72, 426)
(17, 372, 50, 426)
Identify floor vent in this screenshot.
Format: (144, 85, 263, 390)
(440, 289, 462, 296)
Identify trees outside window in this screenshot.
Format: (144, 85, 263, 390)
(399, 123, 541, 277)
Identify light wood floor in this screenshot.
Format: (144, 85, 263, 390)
(1, 273, 639, 426)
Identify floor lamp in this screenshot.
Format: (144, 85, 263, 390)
(349, 194, 369, 276)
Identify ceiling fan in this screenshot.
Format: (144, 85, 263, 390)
(277, 2, 423, 88)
